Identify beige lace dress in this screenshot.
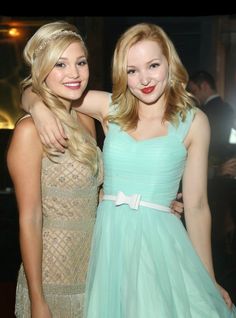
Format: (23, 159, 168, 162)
(15, 148, 103, 318)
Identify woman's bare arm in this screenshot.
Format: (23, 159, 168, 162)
(21, 87, 68, 151)
(182, 110, 232, 309)
(7, 118, 51, 316)
(21, 87, 110, 151)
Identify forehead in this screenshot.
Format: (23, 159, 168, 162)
(60, 41, 85, 57)
(128, 40, 163, 60)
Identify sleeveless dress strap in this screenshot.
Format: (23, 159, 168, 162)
(15, 114, 31, 126)
(172, 108, 197, 142)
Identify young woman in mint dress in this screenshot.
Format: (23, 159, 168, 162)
(21, 23, 236, 317)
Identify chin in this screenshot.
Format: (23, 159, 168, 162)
(141, 95, 159, 104)
(69, 92, 84, 100)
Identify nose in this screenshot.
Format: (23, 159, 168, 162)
(140, 72, 150, 86)
(68, 65, 80, 78)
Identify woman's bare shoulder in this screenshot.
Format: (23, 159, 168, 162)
(12, 116, 42, 148)
(193, 107, 208, 123)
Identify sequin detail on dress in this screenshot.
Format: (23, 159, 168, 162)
(15, 148, 103, 318)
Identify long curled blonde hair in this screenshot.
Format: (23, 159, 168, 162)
(109, 23, 196, 130)
(21, 21, 99, 175)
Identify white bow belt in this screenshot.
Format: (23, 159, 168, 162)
(103, 191, 171, 212)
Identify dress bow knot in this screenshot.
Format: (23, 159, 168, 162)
(115, 191, 141, 210)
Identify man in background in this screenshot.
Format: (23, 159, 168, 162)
(188, 70, 234, 166)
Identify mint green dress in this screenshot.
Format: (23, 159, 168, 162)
(84, 107, 236, 318)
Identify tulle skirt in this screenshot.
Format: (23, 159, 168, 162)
(84, 201, 236, 318)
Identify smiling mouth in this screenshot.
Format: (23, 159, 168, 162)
(64, 82, 82, 90)
(141, 86, 155, 94)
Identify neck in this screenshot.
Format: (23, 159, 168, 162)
(138, 100, 166, 119)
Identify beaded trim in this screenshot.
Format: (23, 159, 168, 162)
(34, 30, 83, 58)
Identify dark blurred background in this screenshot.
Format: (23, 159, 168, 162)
(0, 15, 236, 317)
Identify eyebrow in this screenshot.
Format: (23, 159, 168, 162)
(127, 58, 161, 68)
(58, 55, 86, 60)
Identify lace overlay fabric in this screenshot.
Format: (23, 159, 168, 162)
(15, 148, 103, 318)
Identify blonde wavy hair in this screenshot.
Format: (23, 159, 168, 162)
(109, 23, 196, 130)
(21, 21, 99, 175)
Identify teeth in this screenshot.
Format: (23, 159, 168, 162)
(64, 83, 80, 87)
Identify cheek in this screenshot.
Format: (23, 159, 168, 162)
(85, 66, 89, 76)
(45, 71, 61, 89)
(45, 73, 51, 82)
(45, 76, 53, 89)
(127, 77, 137, 90)
(156, 68, 168, 81)
(83, 69, 90, 81)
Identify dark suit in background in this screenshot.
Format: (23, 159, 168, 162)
(202, 96, 234, 164)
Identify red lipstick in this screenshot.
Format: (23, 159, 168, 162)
(141, 86, 155, 94)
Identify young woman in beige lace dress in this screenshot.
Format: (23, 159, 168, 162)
(7, 21, 103, 317)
